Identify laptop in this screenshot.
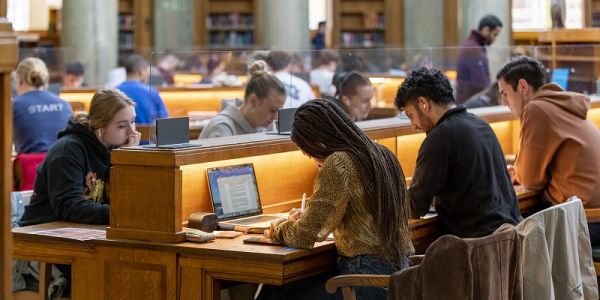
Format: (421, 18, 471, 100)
(274, 107, 296, 135)
(207, 163, 282, 228)
(143, 117, 200, 149)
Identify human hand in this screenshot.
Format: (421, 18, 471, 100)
(122, 131, 142, 147)
(506, 165, 517, 184)
(288, 208, 303, 222)
(263, 218, 286, 238)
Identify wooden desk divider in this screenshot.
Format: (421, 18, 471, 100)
(107, 100, 600, 244)
(107, 106, 526, 243)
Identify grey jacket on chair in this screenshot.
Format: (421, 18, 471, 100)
(516, 197, 598, 300)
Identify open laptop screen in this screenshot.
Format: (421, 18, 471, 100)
(206, 164, 262, 220)
(277, 108, 296, 134)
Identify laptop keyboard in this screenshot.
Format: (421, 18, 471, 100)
(232, 215, 281, 225)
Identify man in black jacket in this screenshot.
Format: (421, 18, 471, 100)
(395, 68, 521, 238)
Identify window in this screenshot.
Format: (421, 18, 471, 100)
(512, 0, 583, 31)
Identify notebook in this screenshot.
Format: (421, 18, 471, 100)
(207, 163, 281, 228)
(143, 117, 200, 149)
(276, 107, 296, 135)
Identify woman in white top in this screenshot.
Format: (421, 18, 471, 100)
(267, 51, 314, 108)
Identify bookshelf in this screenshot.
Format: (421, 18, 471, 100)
(118, 0, 152, 60)
(591, 0, 600, 27)
(328, 0, 403, 48)
(538, 29, 600, 94)
(195, 0, 259, 49)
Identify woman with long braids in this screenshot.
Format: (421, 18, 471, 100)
(259, 100, 414, 300)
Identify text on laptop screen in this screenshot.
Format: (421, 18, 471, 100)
(207, 164, 261, 220)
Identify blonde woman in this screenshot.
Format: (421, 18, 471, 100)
(13, 57, 72, 153)
(20, 88, 141, 226)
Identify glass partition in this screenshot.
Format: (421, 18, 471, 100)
(139, 45, 600, 143)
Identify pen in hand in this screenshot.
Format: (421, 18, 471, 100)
(301, 192, 306, 212)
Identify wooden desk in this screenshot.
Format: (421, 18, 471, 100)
(13, 185, 541, 300)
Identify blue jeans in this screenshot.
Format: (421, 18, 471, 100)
(257, 255, 409, 300)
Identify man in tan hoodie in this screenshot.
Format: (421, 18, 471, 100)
(497, 56, 600, 245)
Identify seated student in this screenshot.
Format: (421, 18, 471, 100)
(198, 60, 286, 139)
(199, 56, 227, 85)
(62, 61, 86, 89)
(117, 54, 169, 124)
(327, 71, 374, 121)
(259, 100, 414, 300)
(267, 51, 315, 108)
(19, 88, 141, 227)
(155, 53, 180, 85)
(310, 51, 338, 97)
(13, 57, 72, 154)
(395, 68, 521, 238)
(497, 56, 600, 245)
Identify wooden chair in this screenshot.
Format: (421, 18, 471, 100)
(13, 263, 53, 300)
(325, 256, 423, 300)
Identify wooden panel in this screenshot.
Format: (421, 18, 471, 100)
(98, 246, 177, 300)
(180, 151, 317, 221)
(443, 0, 459, 46)
(108, 165, 185, 242)
(340, 1, 383, 12)
(134, 0, 152, 57)
(384, 0, 403, 46)
(0, 17, 17, 300)
(396, 133, 426, 178)
(208, 0, 253, 13)
(489, 121, 515, 155)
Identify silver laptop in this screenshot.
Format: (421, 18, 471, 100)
(143, 117, 200, 149)
(207, 163, 281, 228)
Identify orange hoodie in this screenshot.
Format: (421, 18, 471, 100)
(515, 83, 600, 208)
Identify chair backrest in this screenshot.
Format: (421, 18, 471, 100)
(388, 224, 522, 300)
(13, 152, 46, 191)
(516, 197, 599, 300)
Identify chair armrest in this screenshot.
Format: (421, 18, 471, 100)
(409, 255, 424, 266)
(325, 274, 390, 294)
(585, 208, 600, 223)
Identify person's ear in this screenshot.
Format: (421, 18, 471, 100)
(480, 26, 490, 36)
(417, 96, 428, 111)
(517, 79, 529, 94)
(247, 94, 258, 107)
(341, 95, 351, 107)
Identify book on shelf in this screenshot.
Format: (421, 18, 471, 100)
(118, 14, 135, 30)
(363, 12, 384, 29)
(207, 13, 253, 29)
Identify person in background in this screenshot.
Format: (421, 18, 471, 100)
(395, 67, 521, 238)
(328, 71, 374, 121)
(497, 56, 600, 245)
(199, 56, 227, 85)
(199, 60, 286, 139)
(310, 51, 338, 97)
(267, 51, 315, 108)
(156, 53, 180, 85)
(62, 61, 85, 89)
(259, 100, 413, 300)
(13, 57, 72, 154)
(455, 14, 503, 104)
(117, 54, 169, 125)
(312, 21, 326, 50)
(20, 88, 140, 226)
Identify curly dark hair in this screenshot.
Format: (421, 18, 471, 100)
(394, 67, 455, 109)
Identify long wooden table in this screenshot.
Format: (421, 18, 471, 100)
(12, 185, 538, 300)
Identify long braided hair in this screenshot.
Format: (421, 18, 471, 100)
(291, 100, 413, 263)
